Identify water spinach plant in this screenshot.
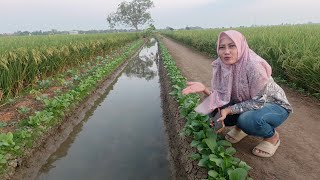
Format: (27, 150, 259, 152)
(159, 42, 252, 180)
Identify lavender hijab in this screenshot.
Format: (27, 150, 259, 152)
(195, 30, 272, 115)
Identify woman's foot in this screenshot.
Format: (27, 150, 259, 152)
(225, 126, 247, 143)
(252, 131, 280, 157)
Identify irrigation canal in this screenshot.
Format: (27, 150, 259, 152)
(36, 39, 172, 180)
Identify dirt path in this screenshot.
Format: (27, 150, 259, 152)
(160, 36, 320, 180)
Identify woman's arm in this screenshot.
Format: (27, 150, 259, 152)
(229, 98, 266, 114)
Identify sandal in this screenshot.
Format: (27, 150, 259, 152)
(225, 128, 247, 143)
(252, 139, 280, 158)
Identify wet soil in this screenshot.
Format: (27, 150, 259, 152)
(159, 36, 320, 180)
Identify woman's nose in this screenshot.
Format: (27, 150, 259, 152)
(224, 47, 230, 53)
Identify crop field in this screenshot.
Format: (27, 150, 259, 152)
(161, 24, 320, 97)
(0, 33, 140, 101)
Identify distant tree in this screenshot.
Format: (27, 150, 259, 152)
(149, 23, 156, 31)
(142, 23, 156, 38)
(107, 0, 154, 30)
(166, 27, 174, 31)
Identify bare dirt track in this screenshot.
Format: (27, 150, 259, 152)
(159, 36, 320, 180)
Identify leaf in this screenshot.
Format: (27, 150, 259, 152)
(204, 138, 217, 152)
(191, 140, 201, 147)
(198, 157, 208, 167)
(0, 122, 7, 128)
(209, 154, 218, 159)
(217, 140, 232, 147)
(208, 170, 219, 178)
(179, 108, 188, 118)
(189, 153, 201, 160)
(188, 112, 198, 120)
(239, 161, 252, 171)
(197, 143, 206, 152)
(194, 130, 206, 140)
(201, 115, 210, 122)
(209, 156, 224, 169)
(205, 128, 217, 140)
(0, 158, 7, 164)
(191, 121, 201, 128)
(231, 157, 241, 164)
(225, 147, 237, 156)
(229, 168, 248, 180)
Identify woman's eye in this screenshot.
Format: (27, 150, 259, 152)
(230, 44, 236, 48)
(219, 46, 225, 49)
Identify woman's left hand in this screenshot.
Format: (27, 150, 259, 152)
(210, 107, 232, 134)
(217, 107, 232, 123)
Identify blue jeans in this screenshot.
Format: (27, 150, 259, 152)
(211, 103, 289, 138)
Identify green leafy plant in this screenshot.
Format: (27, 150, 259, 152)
(17, 106, 31, 114)
(0, 122, 7, 128)
(38, 79, 52, 89)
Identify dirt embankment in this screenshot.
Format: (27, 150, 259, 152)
(159, 36, 320, 180)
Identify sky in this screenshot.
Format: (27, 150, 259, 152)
(1, 0, 320, 33)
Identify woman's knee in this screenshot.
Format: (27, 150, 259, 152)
(237, 111, 264, 134)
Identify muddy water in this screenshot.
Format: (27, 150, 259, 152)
(36, 39, 171, 180)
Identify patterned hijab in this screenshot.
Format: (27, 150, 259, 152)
(195, 30, 272, 114)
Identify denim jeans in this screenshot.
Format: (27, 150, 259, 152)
(210, 103, 289, 138)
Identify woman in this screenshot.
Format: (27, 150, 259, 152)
(182, 30, 292, 158)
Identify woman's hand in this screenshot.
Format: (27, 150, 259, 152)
(211, 107, 232, 133)
(182, 82, 206, 95)
(217, 107, 232, 122)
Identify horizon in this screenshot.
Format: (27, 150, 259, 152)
(1, 0, 320, 34)
(2, 22, 319, 35)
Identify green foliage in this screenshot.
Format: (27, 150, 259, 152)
(142, 24, 156, 38)
(107, 0, 154, 30)
(17, 106, 31, 114)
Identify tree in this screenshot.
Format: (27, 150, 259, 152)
(142, 24, 156, 38)
(107, 0, 154, 30)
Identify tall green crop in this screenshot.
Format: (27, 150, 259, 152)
(0, 33, 140, 101)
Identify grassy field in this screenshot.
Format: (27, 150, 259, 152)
(161, 24, 320, 97)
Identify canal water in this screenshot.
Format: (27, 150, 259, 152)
(36, 39, 171, 180)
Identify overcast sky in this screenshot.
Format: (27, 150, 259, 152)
(1, 0, 320, 33)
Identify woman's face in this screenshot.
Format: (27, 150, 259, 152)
(218, 35, 238, 65)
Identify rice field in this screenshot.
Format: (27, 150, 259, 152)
(161, 24, 320, 96)
(0, 33, 140, 100)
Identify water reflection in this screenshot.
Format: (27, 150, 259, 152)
(39, 75, 119, 174)
(124, 39, 158, 81)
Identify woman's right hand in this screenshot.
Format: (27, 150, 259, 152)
(182, 82, 206, 95)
